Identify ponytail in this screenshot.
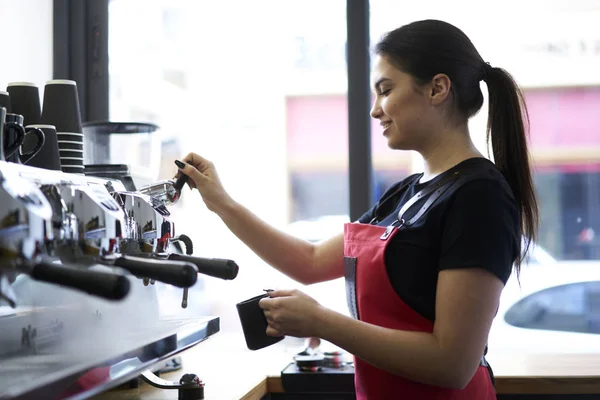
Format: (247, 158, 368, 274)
(485, 67, 539, 275)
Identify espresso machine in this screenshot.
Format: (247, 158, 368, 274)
(0, 160, 238, 400)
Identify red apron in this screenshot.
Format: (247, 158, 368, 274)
(344, 222, 496, 400)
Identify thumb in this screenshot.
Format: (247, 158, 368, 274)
(175, 160, 207, 184)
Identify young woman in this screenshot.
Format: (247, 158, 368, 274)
(175, 19, 538, 399)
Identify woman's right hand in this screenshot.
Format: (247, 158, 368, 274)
(175, 153, 234, 214)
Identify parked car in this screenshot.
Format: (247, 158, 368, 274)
(286, 215, 600, 354)
(489, 263, 600, 354)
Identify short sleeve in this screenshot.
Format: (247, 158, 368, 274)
(438, 179, 520, 284)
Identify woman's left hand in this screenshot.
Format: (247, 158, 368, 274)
(259, 289, 324, 338)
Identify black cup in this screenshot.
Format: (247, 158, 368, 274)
(3, 113, 26, 161)
(0, 91, 10, 112)
(59, 149, 83, 159)
(236, 293, 285, 351)
(0, 107, 6, 160)
(3, 114, 45, 165)
(57, 141, 83, 151)
(62, 166, 85, 174)
(6, 82, 42, 126)
(60, 157, 84, 167)
(26, 125, 61, 171)
(2, 110, 23, 160)
(41, 80, 83, 133)
(57, 132, 84, 142)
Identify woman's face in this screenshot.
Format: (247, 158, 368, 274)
(370, 55, 444, 151)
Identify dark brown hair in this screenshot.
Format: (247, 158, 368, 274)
(375, 19, 538, 274)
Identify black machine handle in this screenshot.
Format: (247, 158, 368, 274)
(174, 234, 194, 255)
(168, 254, 239, 281)
(113, 255, 198, 288)
(30, 262, 130, 301)
(173, 173, 189, 192)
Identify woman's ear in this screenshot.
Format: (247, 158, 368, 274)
(429, 73, 452, 106)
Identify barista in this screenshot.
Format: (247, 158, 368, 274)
(174, 19, 538, 400)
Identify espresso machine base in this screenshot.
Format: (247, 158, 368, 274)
(0, 316, 219, 400)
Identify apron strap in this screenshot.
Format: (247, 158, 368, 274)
(370, 174, 422, 224)
(399, 172, 461, 225)
(481, 345, 496, 386)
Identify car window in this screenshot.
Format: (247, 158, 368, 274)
(504, 281, 600, 334)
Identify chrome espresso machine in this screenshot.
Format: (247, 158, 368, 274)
(0, 160, 239, 400)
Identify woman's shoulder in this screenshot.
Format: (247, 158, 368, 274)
(451, 158, 516, 203)
(440, 163, 520, 227)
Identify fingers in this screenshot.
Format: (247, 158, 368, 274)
(174, 159, 207, 185)
(186, 181, 197, 190)
(259, 297, 274, 310)
(181, 152, 214, 174)
(181, 152, 204, 165)
(263, 310, 283, 337)
(172, 165, 197, 189)
(266, 325, 282, 337)
(267, 289, 296, 298)
(259, 288, 297, 311)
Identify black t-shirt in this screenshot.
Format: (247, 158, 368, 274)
(358, 157, 520, 322)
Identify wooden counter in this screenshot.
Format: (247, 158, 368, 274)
(93, 333, 600, 400)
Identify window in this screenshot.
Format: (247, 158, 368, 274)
(108, 0, 350, 330)
(0, 0, 53, 90)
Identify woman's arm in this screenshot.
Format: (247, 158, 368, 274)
(315, 268, 502, 389)
(177, 153, 344, 285)
(218, 200, 345, 285)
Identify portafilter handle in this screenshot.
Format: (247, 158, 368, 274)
(173, 173, 189, 192)
(167, 254, 239, 281)
(30, 261, 130, 301)
(112, 255, 198, 288)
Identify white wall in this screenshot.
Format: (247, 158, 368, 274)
(0, 0, 53, 90)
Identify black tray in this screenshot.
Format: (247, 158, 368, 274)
(281, 361, 355, 394)
(82, 121, 159, 135)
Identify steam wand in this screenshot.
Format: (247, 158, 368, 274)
(170, 234, 194, 308)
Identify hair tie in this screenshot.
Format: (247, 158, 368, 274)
(481, 61, 493, 81)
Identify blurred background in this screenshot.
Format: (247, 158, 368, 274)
(2, 0, 599, 354)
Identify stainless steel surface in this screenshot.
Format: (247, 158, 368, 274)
(0, 161, 220, 400)
(0, 311, 219, 400)
(113, 190, 174, 255)
(138, 179, 179, 206)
